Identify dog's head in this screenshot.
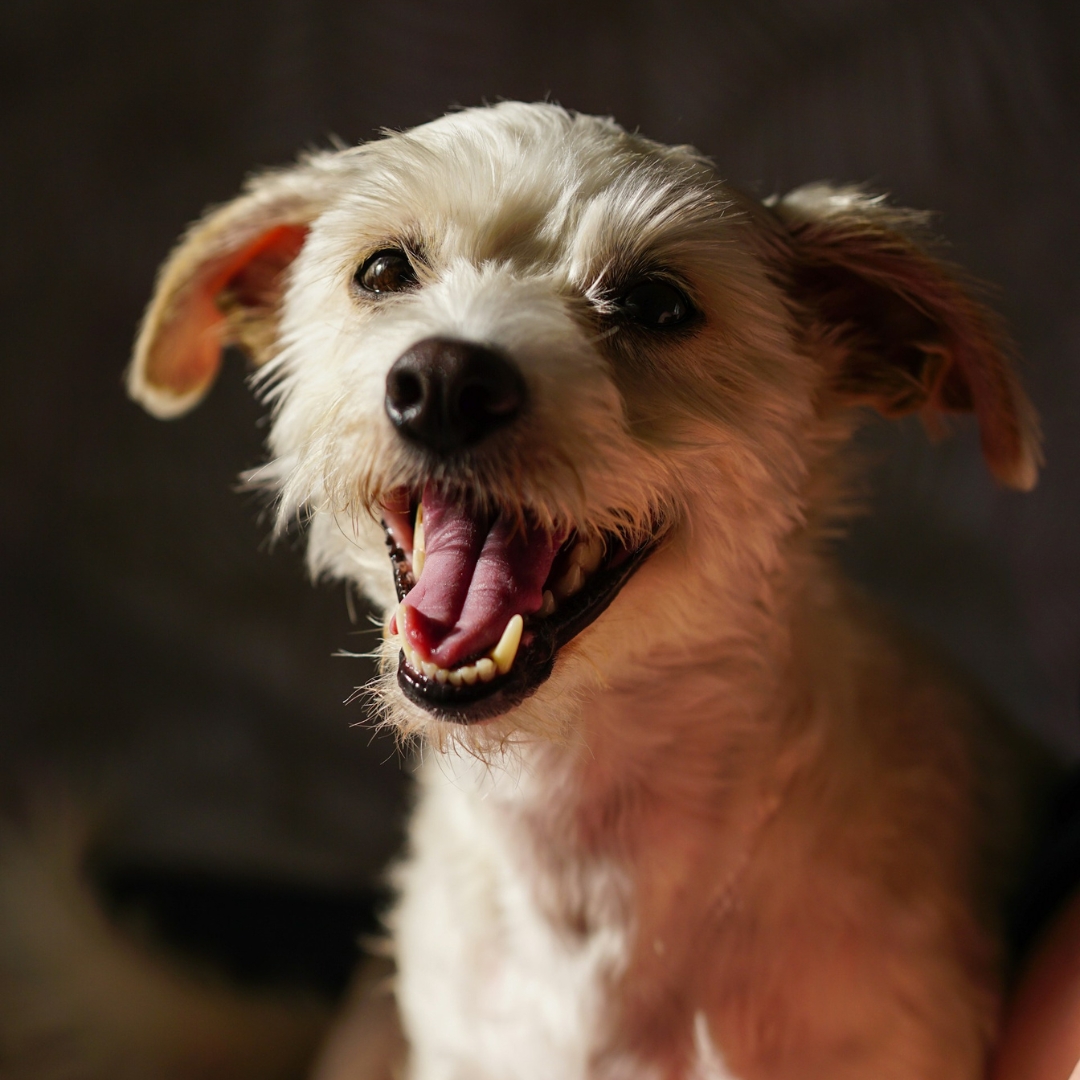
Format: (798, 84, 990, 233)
(129, 102, 1039, 741)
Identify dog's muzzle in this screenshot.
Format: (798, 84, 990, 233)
(380, 338, 667, 724)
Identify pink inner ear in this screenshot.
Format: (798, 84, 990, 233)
(144, 223, 309, 398)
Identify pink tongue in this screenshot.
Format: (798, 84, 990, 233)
(401, 485, 562, 669)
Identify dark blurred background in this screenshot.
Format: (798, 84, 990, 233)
(1, 0, 1077, 994)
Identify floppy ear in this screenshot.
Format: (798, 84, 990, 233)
(768, 184, 1041, 491)
(127, 156, 338, 418)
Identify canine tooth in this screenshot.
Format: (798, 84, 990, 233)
(394, 602, 407, 639)
(491, 614, 523, 675)
(459, 664, 479, 685)
(476, 657, 497, 682)
(421, 660, 438, 679)
(448, 669, 464, 686)
(413, 505, 425, 578)
(539, 590, 557, 617)
(572, 535, 604, 574)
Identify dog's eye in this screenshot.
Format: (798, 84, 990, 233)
(355, 249, 419, 294)
(617, 280, 695, 329)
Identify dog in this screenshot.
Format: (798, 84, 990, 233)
(128, 101, 1053, 1080)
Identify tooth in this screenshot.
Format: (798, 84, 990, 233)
(539, 590, 556, 617)
(476, 657, 497, 682)
(459, 664, 479, 685)
(421, 660, 438, 679)
(490, 614, 523, 675)
(413, 505, 425, 578)
(394, 602, 407, 639)
(448, 669, 464, 686)
(566, 564, 587, 594)
(554, 563, 586, 599)
(435, 667, 449, 684)
(572, 535, 604, 574)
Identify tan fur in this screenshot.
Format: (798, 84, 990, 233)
(127, 102, 1050, 1080)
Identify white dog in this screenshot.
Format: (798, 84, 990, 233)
(128, 102, 1050, 1080)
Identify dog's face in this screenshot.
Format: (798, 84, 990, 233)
(129, 102, 1039, 742)
(259, 106, 822, 736)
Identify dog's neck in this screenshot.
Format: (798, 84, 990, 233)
(408, 544, 870, 1070)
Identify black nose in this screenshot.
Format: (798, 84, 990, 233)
(385, 338, 527, 454)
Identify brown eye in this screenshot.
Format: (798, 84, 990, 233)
(618, 280, 695, 329)
(355, 248, 419, 294)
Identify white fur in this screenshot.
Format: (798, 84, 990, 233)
(691, 1013, 736, 1080)
(392, 753, 636, 1080)
(127, 102, 1048, 1079)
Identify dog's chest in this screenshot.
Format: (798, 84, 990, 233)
(393, 755, 651, 1080)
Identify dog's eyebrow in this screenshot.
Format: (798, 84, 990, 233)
(354, 235, 429, 264)
(582, 254, 622, 302)
(572, 191, 721, 297)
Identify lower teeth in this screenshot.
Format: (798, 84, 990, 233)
(396, 610, 519, 685)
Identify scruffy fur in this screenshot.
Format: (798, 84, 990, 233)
(128, 102, 1049, 1080)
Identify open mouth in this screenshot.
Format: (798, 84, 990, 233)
(381, 485, 666, 724)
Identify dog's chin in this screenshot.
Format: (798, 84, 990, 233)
(381, 495, 669, 726)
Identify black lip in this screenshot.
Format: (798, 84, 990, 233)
(384, 524, 666, 724)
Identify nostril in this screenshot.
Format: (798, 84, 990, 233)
(390, 369, 424, 411)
